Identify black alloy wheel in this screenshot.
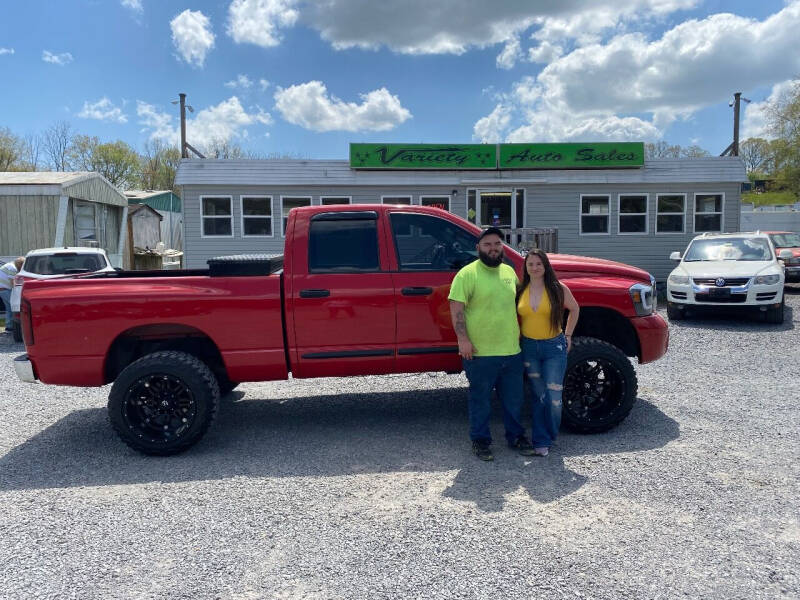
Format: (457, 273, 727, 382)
(122, 373, 198, 444)
(561, 337, 637, 433)
(108, 351, 219, 455)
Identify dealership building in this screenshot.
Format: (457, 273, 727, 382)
(174, 142, 748, 281)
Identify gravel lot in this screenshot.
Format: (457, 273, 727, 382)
(1, 288, 798, 600)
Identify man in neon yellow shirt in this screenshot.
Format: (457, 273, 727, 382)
(448, 228, 534, 461)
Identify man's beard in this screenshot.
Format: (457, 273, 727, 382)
(478, 249, 503, 267)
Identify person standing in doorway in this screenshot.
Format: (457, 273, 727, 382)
(517, 249, 580, 457)
(0, 257, 24, 335)
(449, 227, 535, 461)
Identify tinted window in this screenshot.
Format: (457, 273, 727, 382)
(25, 253, 106, 275)
(308, 219, 379, 272)
(391, 213, 478, 271)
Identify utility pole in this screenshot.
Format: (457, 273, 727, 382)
(720, 92, 751, 157)
(172, 93, 205, 159)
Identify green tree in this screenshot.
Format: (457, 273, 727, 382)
(0, 126, 31, 171)
(91, 141, 141, 188)
(138, 139, 181, 192)
(765, 80, 800, 194)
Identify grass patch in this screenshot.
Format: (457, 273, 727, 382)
(742, 191, 799, 206)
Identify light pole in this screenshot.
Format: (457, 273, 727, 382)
(171, 93, 205, 159)
(720, 92, 751, 157)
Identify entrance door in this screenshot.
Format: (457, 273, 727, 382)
(478, 190, 514, 228)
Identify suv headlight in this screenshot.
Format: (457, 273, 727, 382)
(668, 274, 689, 285)
(630, 282, 655, 316)
(754, 274, 780, 285)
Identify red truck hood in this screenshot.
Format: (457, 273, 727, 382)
(775, 247, 800, 258)
(546, 253, 653, 283)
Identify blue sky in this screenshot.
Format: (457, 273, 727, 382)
(1, 0, 798, 160)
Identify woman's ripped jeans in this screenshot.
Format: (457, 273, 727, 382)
(521, 333, 568, 448)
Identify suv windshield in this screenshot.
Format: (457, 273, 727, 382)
(24, 253, 107, 275)
(683, 237, 773, 262)
(769, 233, 800, 248)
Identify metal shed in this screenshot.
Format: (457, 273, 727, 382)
(124, 190, 183, 251)
(174, 149, 748, 281)
(0, 171, 128, 267)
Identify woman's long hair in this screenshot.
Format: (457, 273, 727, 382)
(516, 249, 564, 334)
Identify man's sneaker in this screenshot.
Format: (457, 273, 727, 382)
(472, 440, 494, 461)
(532, 446, 549, 457)
(508, 436, 536, 456)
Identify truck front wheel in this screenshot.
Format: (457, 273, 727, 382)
(108, 351, 220, 455)
(562, 337, 638, 433)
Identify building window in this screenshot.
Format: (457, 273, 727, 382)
(308, 217, 379, 272)
(694, 193, 723, 232)
(241, 196, 272, 237)
(580, 195, 609, 234)
(281, 196, 312, 236)
(382, 195, 412, 205)
(656, 194, 686, 234)
(618, 194, 648, 234)
(73, 200, 98, 243)
(420, 196, 450, 211)
(467, 189, 477, 223)
(321, 196, 351, 205)
(201, 196, 233, 237)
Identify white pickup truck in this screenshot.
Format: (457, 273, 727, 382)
(9, 247, 116, 342)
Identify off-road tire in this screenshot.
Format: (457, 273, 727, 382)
(764, 298, 785, 325)
(12, 318, 22, 343)
(108, 351, 220, 455)
(666, 302, 685, 321)
(562, 337, 638, 434)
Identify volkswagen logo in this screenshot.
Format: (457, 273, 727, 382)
(715, 277, 726, 287)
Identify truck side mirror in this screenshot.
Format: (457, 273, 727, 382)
(779, 249, 793, 260)
(669, 251, 682, 261)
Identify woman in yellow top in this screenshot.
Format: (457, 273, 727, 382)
(516, 249, 580, 456)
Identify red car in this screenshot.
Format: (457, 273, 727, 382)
(14, 205, 669, 455)
(766, 231, 800, 282)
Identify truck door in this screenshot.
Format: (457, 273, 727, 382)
(388, 211, 479, 373)
(288, 210, 396, 378)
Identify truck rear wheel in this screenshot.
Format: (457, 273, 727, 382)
(108, 351, 220, 455)
(562, 337, 637, 433)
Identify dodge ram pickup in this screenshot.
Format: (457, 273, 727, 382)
(14, 205, 668, 455)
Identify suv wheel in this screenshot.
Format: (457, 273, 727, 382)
(666, 302, 685, 321)
(763, 298, 785, 325)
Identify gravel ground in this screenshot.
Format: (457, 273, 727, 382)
(1, 289, 798, 600)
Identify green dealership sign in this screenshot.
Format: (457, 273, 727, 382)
(349, 142, 644, 169)
(499, 142, 643, 169)
(350, 144, 496, 169)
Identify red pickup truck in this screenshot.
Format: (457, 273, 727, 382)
(14, 205, 668, 455)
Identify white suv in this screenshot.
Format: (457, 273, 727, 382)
(666, 232, 786, 324)
(9, 247, 116, 342)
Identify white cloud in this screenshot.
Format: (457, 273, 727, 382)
(259, 78, 270, 91)
(42, 50, 73, 66)
(0, 48, 14, 55)
(227, 0, 299, 48)
(473, 105, 512, 143)
(225, 74, 254, 89)
(137, 97, 272, 147)
(496, 37, 521, 70)
(121, 0, 142, 13)
(78, 97, 128, 123)
(527, 41, 562, 64)
(742, 80, 796, 140)
(303, 0, 698, 56)
(273, 81, 411, 132)
(475, 2, 800, 143)
(170, 9, 215, 67)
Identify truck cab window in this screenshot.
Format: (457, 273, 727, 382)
(308, 218, 380, 272)
(390, 213, 478, 271)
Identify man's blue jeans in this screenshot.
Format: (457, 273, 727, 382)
(521, 334, 568, 448)
(0, 288, 12, 331)
(462, 352, 525, 445)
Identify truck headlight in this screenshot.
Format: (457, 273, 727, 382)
(754, 274, 780, 285)
(630, 282, 655, 316)
(668, 274, 689, 285)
